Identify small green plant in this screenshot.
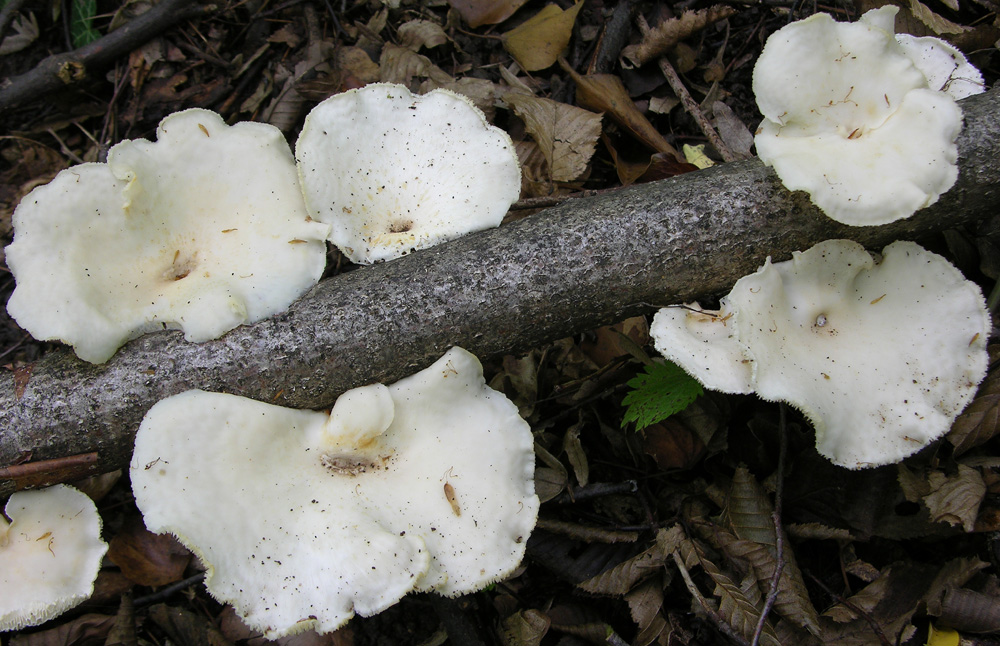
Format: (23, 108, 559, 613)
(70, 0, 101, 48)
(621, 361, 702, 430)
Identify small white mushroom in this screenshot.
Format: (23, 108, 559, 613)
(130, 346, 538, 638)
(1, 485, 108, 631)
(295, 83, 521, 264)
(5, 108, 330, 363)
(752, 7, 966, 225)
(651, 240, 989, 469)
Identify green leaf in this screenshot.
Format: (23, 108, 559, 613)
(70, 0, 101, 49)
(621, 361, 702, 430)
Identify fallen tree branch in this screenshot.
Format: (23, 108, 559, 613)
(2, 89, 999, 495)
(0, 0, 211, 115)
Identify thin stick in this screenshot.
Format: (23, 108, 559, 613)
(0, 0, 214, 114)
(657, 57, 738, 163)
(751, 403, 788, 646)
(806, 571, 893, 646)
(672, 551, 752, 646)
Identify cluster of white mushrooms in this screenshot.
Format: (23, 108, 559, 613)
(0, 4, 993, 639)
(651, 7, 989, 469)
(1, 85, 534, 636)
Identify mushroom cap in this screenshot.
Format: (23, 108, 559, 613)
(5, 108, 330, 363)
(653, 240, 988, 469)
(650, 303, 754, 394)
(752, 8, 963, 226)
(895, 34, 985, 100)
(130, 347, 538, 638)
(1, 485, 108, 631)
(295, 83, 521, 264)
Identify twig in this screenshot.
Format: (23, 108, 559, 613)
(751, 403, 788, 646)
(0, 452, 100, 488)
(806, 571, 893, 646)
(0, 0, 215, 115)
(551, 480, 638, 504)
(657, 57, 738, 163)
(133, 572, 207, 607)
(672, 551, 752, 646)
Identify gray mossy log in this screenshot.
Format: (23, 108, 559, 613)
(2, 88, 1000, 495)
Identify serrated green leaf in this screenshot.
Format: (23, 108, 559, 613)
(621, 361, 702, 430)
(70, 0, 101, 48)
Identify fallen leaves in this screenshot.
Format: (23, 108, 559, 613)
(504, 92, 601, 182)
(502, 2, 583, 72)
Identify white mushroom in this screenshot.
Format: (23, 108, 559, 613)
(295, 83, 521, 264)
(5, 108, 330, 364)
(130, 347, 538, 638)
(752, 7, 966, 225)
(1, 485, 108, 631)
(651, 240, 989, 469)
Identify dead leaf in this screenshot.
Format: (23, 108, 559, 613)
(562, 417, 589, 487)
(502, 2, 583, 72)
(501, 609, 550, 646)
(108, 515, 192, 586)
(939, 588, 1000, 633)
(419, 77, 500, 119)
(711, 101, 753, 160)
(398, 19, 449, 51)
(149, 605, 231, 646)
(336, 46, 381, 88)
(562, 65, 680, 157)
(504, 92, 601, 182)
(924, 557, 989, 615)
(0, 12, 40, 56)
(947, 346, 1000, 455)
(620, 6, 736, 69)
(379, 43, 453, 87)
(513, 140, 553, 197)
(923, 464, 986, 532)
(579, 316, 650, 367)
(447, 0, 530, 28)
(642, 420, 705, 470)
(626, 580, 669, 646)
(908, 0, 971, 34)
(577, 540, 668, 594)
(13, 363, 32, 400)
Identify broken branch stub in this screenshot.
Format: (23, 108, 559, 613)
(2, 88, 999, 496)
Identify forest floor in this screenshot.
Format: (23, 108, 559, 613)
(2, 0, 1000, 644)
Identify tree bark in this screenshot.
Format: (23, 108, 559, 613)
(2, 89, 999, 495)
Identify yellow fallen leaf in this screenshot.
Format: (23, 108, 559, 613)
(926, 622, 960, 646)
(502, 2, 583, 72)
(682, 144, 714, 169)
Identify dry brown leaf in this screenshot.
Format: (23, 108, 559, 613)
(502, 2, 583, 72)
(514, 140, 553, 197)
(397, 19, 449, 51)
(577, 540, 668, 595)
(8, 614, 115, 646)
(563, 65, 679, 157)
(562, 417, 589, 487)
(713, 527, 821, 635)
(149, 604, 231, 646)
(620, 6, 736, 69)
(642, 420, 705, 470)
(711, 101, 753, 160)
(626, 580, 669, 646)
(501, 609, 550, 646)
(785, 523, 854, 541)
(723, 465, 776, 546)
(504, 92, 601, 182)
(924, 557, 990, 615)
(419, 77, 500, 119)
(701, 555, 781, 646)
(947, 346, 1000, 455)
(447, 0, 530, 28)
(908, 0, 971, 34)
(107, 514, 191, 586)
(939, 588, 1000, 633)
(923, 464, 986, 532)
(379, 42, 453, 87)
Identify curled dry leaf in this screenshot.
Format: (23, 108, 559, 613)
(107, 515, 191, 587)
(502, 2, 583, 72)
(378, 43, 452, 86)
(562, 64, 680, 157)
(397, 19, 449, 51)
(504, 92, 601, 182)
(447, 0, 530, 28)
(908, 0, 970, 34)
(620, 6, 736, 69)
(946, 346, 1000, 456)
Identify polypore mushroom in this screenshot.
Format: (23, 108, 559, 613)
(295, 83, 521, 264)
(752, 7, 967, 225)
(1, 485, 108, 631)
(651, 240, 989, 469)
(130, 346, 538, 638)
(5, 108, 330, 364)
